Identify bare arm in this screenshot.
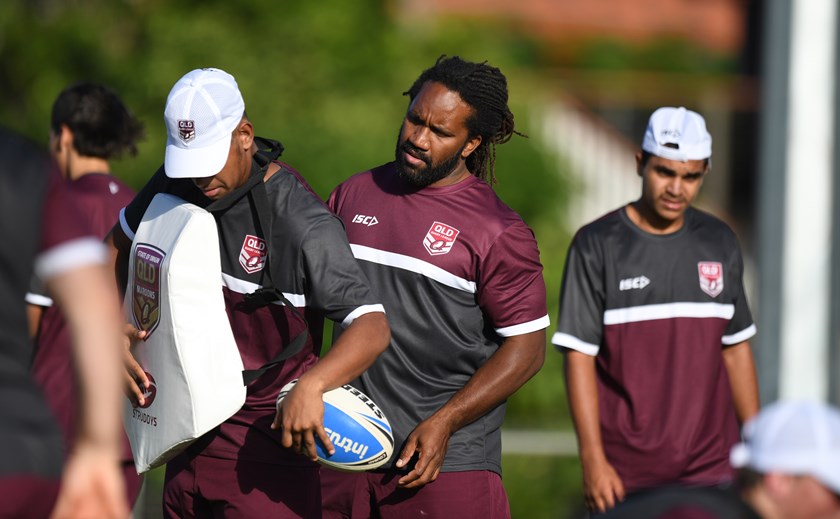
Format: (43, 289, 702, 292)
(104, 226, 150, 406)
(105, 225, 131, 296)
(47, 263, 128, 519)
(27, 303, 44, 340)
(721, 340, 759, 424)
(273, 311, 391, 460)
(397, 329, 546, 489)
(564, 349, 625, 513)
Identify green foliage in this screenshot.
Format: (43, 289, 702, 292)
(0, 1, 560, 198)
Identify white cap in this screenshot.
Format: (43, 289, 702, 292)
(730, 400, 840, 494)
(641, 106, 712, 162)
(163, 68, 245, 179)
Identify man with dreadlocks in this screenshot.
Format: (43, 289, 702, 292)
(322, 55, 549, 518)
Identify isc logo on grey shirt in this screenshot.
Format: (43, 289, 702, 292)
(619, 275, 650, 291)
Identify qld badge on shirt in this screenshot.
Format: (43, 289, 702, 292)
(423, 221, 460, 256)
(239, 234, 267, 274)
(698, 261, 724, 297)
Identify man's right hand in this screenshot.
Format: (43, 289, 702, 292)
(121, 323, 148, 407)
(581, 456, 625, 513)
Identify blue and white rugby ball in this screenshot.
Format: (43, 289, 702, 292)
(276, 380, 394, 471)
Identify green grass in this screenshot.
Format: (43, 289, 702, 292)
(504, 454, 585, 519)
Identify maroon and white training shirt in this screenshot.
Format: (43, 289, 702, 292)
(553, 206, 756, 493)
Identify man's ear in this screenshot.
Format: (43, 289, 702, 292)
(635, 151, 644, 177)
(461, 135, 482, 159)
(58, 125, 74, 153)
(236, 119, 254, 150)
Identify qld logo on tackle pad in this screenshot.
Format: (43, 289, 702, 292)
(424, 221, 460, 256)
(132, 244, 165, 338)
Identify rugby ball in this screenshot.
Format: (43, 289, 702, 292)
(276, 380, 394, 471)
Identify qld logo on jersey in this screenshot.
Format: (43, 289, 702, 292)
(132, 244, 164, 338)
(239, 234, 267, 274)
(698, 261, 724, 297)
(423, 221, 460, 256)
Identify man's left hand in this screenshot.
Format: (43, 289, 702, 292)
(395, 415, 453, 489)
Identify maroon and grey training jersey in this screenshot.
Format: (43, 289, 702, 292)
(119, 151, 383, 465)
(552, 206, 756, 493)
(328, 162, 549, 474)
(0, 129, 106, 478)
(27, 173, 136, 465)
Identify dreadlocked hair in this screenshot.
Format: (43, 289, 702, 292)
(404, 55, 523, 184)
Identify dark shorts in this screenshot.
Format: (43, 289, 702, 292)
(0, 475, 60, 519)
(163, 452, 320, 519)
(321, 468, 511, 519)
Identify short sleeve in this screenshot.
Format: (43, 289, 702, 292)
(552, 230, 606, 356)
(722, 241, 756, 345)
(477, 222, 549, 337)
(301, 214, 383, 327)
(35, 170, 106, 281)
(26, 275, 51, 307)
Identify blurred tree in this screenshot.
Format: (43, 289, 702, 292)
(1, 0, 561, 198)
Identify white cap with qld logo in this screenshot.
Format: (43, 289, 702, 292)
(164, 68, 245, 179)
(642, 106, 712, 162)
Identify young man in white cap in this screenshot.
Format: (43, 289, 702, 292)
(552, 106, 760, 513)
(107, 68, 390, 518)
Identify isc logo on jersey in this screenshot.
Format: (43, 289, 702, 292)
(239, 234, 267, 274)
(698, 261, 724, 297)
(619, 275, 650, 291)
(351, 214, 379, 227)
(424, 221, 460, 256)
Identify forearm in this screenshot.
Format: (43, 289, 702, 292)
(722, 341, 760, 423)
(430, 330, 545, 433)
(26, 303, 44, 340)
(49, 264, 124, 453)
(296, 312, 390, 393)
(104, 225, 131, 296)
(564, 350, 607, 462)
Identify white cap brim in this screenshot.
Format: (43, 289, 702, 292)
(164, 134, 231, 179)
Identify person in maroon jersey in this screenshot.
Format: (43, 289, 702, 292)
(107, 67, 390, 519)
(0, 127, 128, 519)
(26, 82, 145, 509)
(322, 55, 549, 518)
(552, 107, 760, 513)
